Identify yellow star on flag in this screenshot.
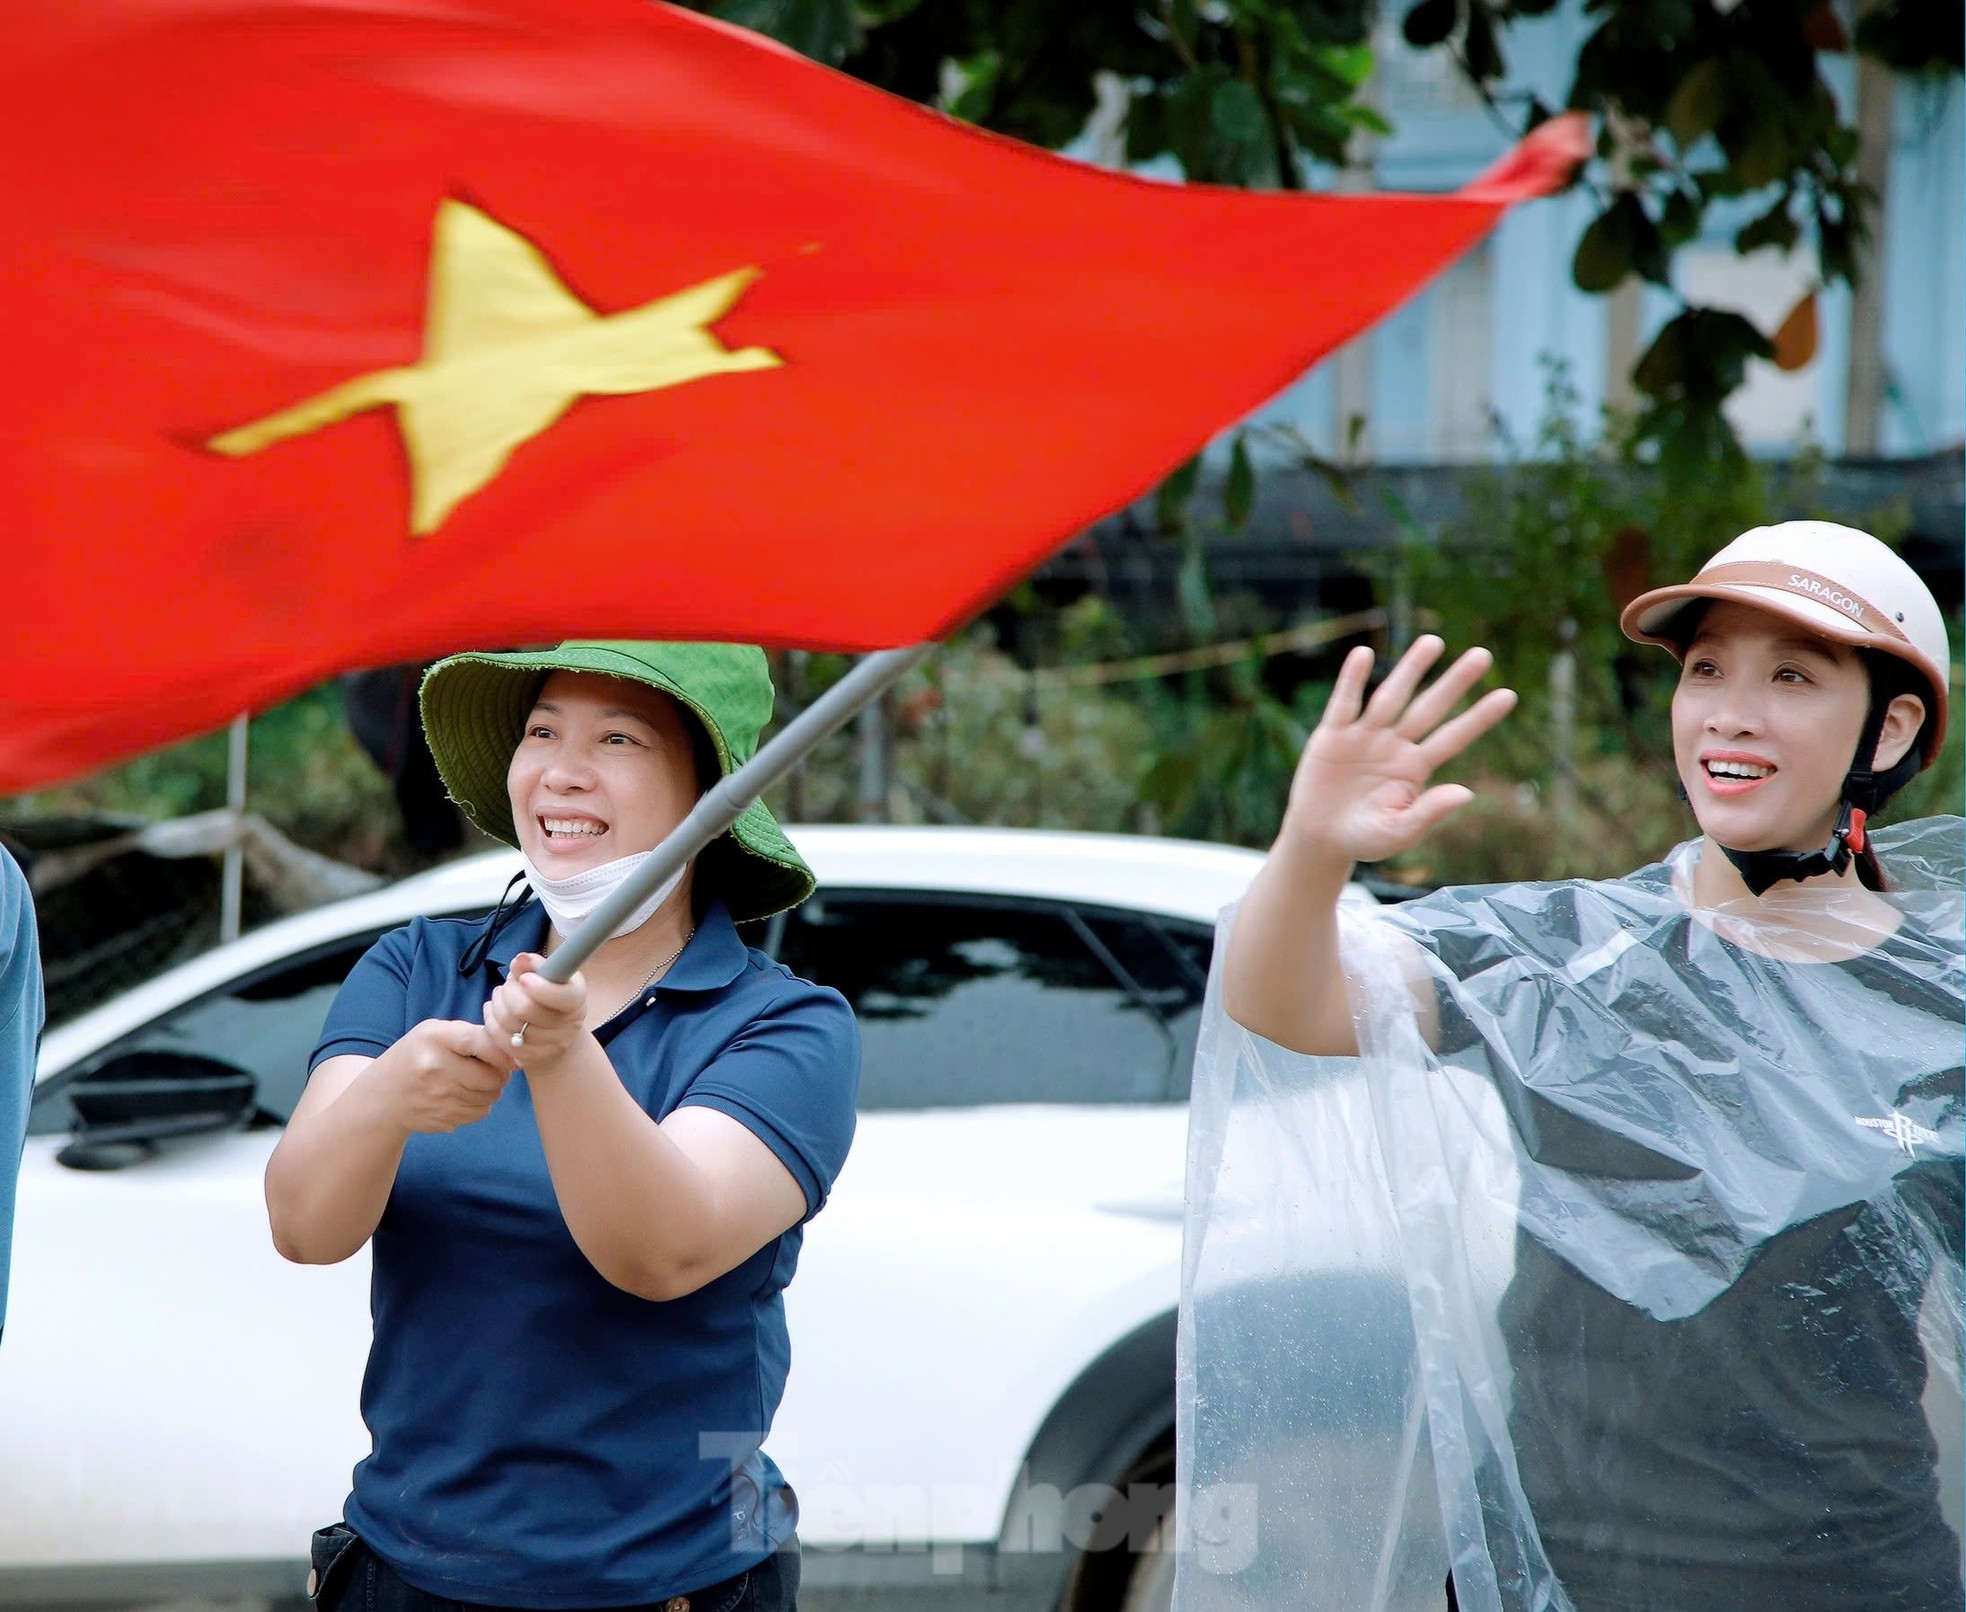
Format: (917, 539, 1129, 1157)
(209, 200, 783, 535)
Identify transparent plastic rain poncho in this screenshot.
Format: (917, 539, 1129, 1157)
(1176, 818, 1964, 1612)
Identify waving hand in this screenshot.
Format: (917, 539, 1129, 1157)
(1284, 635, 1517, 864)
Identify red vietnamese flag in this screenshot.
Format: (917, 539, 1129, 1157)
(0, 1, 1582, 793)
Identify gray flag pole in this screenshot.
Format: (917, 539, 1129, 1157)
(219, 714, 250, 943)
(532, 642, 938, 987)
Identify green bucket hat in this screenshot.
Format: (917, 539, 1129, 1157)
(418, 641, 814, 924)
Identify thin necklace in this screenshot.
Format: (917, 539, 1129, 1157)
(620, 927, 695, 1010)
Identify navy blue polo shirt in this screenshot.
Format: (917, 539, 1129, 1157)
(309, 897, 858, 1608)
(0, 847, 43, 1348)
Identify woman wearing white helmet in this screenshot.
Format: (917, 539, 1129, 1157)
(1190, 522, 1961, 1612)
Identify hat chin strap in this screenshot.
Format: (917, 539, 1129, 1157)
(1712, 696, 1919, 896)
(1718, 802, 1861, 896)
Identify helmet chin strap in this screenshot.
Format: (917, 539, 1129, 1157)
(1709, 694, 1919, 896)
(1718, 802, 1863, 896)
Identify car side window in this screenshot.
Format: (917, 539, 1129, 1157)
(27, 935, 381, 1138)
(772, 892, 1197, 1110)
(1078, 911, 1213, 1100)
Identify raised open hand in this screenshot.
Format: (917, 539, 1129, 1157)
(1283, 635, 1516, 865)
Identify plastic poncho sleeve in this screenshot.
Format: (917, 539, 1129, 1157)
(1177, 818, 1963, 1612)
(0, 847, 44, 1346)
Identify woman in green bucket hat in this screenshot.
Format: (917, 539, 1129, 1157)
(266, 641, 857, 1612)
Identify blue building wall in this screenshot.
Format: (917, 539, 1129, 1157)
(1877, 77, 1965, 454)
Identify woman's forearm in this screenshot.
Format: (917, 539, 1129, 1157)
(1221, 831, 1359, 1057)
(522, 1037, 720, 1299)
(1221, 636, 1509, 1054)
(265, 1058, 413, 1265)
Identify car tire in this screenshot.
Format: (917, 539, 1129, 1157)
(1118, 1506, 1175, 1612)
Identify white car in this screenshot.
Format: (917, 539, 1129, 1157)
(0, 826, 1272, 1612)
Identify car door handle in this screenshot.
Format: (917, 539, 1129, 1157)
(1093, 1192, 1186, 1223)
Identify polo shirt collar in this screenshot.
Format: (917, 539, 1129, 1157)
(653, 901, 748, 993)
(483, 896, 746, 994)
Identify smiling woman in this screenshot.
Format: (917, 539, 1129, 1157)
(1665, 608, 1921, 888)
(262, 641, 856, 1612)
(505, 674, 712, 958)
(1193, 523, 1964, 1612)
(1629, 523, 1950, 902)
(517, 678, 707, 861)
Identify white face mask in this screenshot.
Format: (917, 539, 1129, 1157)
(521, 848, 687, 941)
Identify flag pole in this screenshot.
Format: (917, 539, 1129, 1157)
(535, 643, 937, 985)
(219, 713, 250, 943)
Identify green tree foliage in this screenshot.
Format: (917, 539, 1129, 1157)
(1378, 367, 1962, 882)
(702, 0, 1386, 184)
(691, 0, 1961, 474)
(1435, 0, 1961, 479)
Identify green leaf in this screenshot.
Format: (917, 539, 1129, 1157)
(1817, 213, 1858, 286)
(1631, 206, 1669, 286)
(1210, 76, 1268, 146)
(1124, 90, 1170, 163)
(1658, 188, 1701, 248)
(1723, 79, 1793, 192)
(1572, 197, 1638, 293)
(1692, 308, 1774, 396)
(1463, 5, 1503, 81)
(1663, 59, 1726, 148)
(1176, 537, 1219, 638)
(1164, 67, 1227, 179)
(943, 50, 1002, 125)
(1225, 434, 1256, 528)
(1319, 42, 1377, 90)
(1402, 0, 1458, 49)
(1156, 454, 1202, 533)
(1169, 0, 1200, 55)
(1692, 165, 1744, 201)
(712, 0, 857, 64)
(1632, 319, 1688, 399)
(1734, 196, 1800, 256)
(1856, 0, 1966, 74)
(1637, 396, 1747, 486)
(1285, 99, 1359, 168)
(1735, 128, 1789, 191)
(1638, 309, 1774, 406)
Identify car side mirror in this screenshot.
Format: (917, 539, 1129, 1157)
(56, 1050, 259, 1172)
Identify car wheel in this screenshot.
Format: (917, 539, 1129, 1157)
(1065, 1437, 1175, 1612)
(1119, 1506, 1175, 1612)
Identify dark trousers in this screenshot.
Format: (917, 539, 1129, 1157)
(309, 1524, 800, 1612)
